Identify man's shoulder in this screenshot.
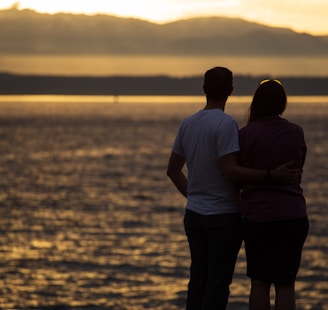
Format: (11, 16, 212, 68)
(181, 110, 237, 127)
(218, 112, 238, 127)
(181, 110, 201, 122)
(222, 111, 236, 122)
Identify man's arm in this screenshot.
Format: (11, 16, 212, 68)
(220, 153, 301, 183)
(166, 151, 188, 197)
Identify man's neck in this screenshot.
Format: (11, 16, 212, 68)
(204, 98, 227, 111)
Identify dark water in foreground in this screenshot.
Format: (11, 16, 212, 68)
(0, 96, 327, 309)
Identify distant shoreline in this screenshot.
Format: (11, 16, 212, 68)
(1, 73, 328, 96)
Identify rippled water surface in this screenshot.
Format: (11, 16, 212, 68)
(0, 96, 327, 309)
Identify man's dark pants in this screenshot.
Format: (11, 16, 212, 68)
(184, 209, 242, 310)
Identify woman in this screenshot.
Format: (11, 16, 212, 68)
(238, 80, 309, 310)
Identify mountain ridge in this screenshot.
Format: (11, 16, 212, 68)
(1, 8, 328, 56)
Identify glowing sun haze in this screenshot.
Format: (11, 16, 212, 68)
(1, 0, 328, 35)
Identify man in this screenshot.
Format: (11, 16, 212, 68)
(166, 67, 299, 309)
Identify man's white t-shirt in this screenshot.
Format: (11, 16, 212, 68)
(173, 109, 240, 215)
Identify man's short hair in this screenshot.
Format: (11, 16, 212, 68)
(203, 67, 233, 100)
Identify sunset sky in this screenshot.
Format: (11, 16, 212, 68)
(1, 0, 328, 36)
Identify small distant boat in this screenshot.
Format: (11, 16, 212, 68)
(113, 94, 119, 103)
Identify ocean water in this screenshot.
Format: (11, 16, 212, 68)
(0, 95, 327, 309)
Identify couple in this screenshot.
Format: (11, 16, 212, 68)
(166, 67, 309, 310)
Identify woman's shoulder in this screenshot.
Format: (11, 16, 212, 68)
(240, 116, 304, 131)
(280, 117, 304, 133)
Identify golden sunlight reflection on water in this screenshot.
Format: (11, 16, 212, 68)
(0, 96, 327, 309)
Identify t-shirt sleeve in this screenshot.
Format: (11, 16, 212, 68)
(217, 119, 240, 157)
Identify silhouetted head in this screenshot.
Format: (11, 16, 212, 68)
(203, 67, 233, 101)
(248, 79, 287, 123)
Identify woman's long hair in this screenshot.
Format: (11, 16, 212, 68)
(247, 80, 287, 124)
